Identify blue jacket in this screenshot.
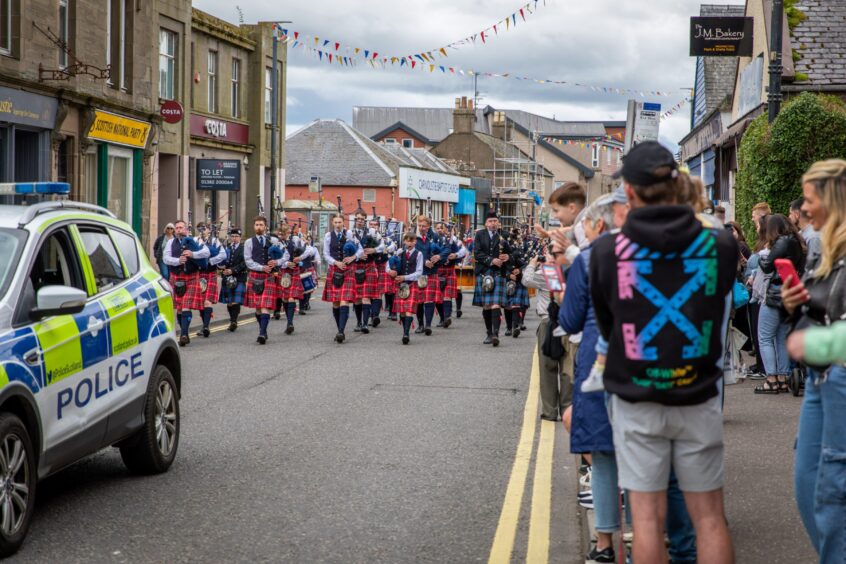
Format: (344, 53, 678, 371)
(416, 229, 443, 275)
(559, 244, 614, 454)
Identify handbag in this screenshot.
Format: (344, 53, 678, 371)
(732, 280, 750, 310)
(541, 300, 566, 360)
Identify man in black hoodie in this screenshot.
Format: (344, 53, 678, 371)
(590, 142, 737, 563)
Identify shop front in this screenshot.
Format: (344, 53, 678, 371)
(0, 86, 58, 184)
(83, 109, 151, 236)
(399, 167, 464, 225)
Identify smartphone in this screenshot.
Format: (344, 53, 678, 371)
(774, 258, 801, 288)
(541, 264, 565, 293)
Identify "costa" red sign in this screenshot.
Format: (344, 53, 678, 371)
(160, 100, 184, 124)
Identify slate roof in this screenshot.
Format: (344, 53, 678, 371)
(702, 57, 737, 113)
(792, 0, 846, 86)
(285, 119, 461, 186)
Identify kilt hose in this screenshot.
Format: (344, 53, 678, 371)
(170, 272, 205, 311)
(420, 273, 443, 304)
(278, 266, 305, 301)
(198, 271, 219, 304)
(353, 261, 380, 300)
(245, 271, 280, 310)
(322, 264, 357, 303)
(472, 272, 507, 307)
(438, 265, 458, 300)
(392, 282, 420, 314)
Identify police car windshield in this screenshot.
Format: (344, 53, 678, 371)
(0, 229, 26, 299)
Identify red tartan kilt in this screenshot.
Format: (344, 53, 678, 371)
(392, 282, 420, 314)
(420, 274, 443, 303)
(199, 271, 219, 304)
(376, 265, 394, 295)
(322, 264, 357, 303)
(170, 272, 205, 311)
(439, 266, 458, 299)
(278, 266, 305, 301)
(246, 271, 280, 310)
(352, 262, 380, 300)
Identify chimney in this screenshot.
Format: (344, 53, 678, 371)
(452, 96, 475, 135)
(491, 111, 507, 140)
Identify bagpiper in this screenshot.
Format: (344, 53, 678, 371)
(276, 223, 305, 335)
(434, 221, 467, 328)
(472, 210, 510, 346)
(195, 222, 228, 337)
(219, 227, 247, 332)
(387, 233, 424, 345)
(368, 217, 395, 328)
(350, 208, 383, 333)
(321, 213, 363, 343)
(244, 215, 284, 345)
(503, 227, 530, 338)
(413, 216, 444, 336)
(298, 233, 321, 314)
(162, 219, 210, 346)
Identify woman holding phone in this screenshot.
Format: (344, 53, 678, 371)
(781, 159, 846, 562)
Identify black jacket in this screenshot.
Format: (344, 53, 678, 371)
(472, 229, 508, 276)
(759, 234, 806, 307)
(225, 244, 248, 283)
(153, 234, 167, 262)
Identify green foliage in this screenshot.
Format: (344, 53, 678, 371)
(735, 93, 846, 243)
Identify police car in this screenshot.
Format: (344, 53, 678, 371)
(0, 183, 181, 556)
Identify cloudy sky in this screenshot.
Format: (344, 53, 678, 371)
(194, 0, 745, 151)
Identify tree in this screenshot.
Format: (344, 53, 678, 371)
(735, 92, 846, 242)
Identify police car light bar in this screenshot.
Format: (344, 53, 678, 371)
(0, 182, 71, 196)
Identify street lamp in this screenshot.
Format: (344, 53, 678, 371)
(270, 20, 292, 230)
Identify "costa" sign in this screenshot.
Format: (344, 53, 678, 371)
(160, 100, 184, 124)
(189, 114, 249, 145)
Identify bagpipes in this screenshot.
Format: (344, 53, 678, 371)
(179, 236, 209, 270)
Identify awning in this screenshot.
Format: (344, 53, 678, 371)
(714, 118, 751, 148)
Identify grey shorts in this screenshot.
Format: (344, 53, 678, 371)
(607, 394, 725, 493)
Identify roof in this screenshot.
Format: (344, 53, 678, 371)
(791, 0, 846, 86)
(486, 108, 608, 137)
(505, 118, 595, 178)
(369, 121, 437, 145)
(284, 119, 463, 186)
(470, 132, 555, 178)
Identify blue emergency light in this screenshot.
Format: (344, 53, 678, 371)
(0, 182, 71, 196)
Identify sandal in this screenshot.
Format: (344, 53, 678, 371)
(754, 380, 780, 394)
(778, 381, 790, 393)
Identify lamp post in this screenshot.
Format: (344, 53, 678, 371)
(768, 0, 783, 123)
(270, 21, 292, 229)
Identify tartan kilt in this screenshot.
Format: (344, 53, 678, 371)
(376, 264, 394, 295)
(246, 271, 280, 310)
(169, 272, 205, 311)
(420, 273, 443, 303)
(506, 282, 530, 308)
(322, 264, 357, 303)
(219, 279, 246, 305)
(472, 272, 507, 307)
(199, 271, 219, 304)
(278, 266, 305, 301)
(353, 262, 380, 300)
(439, 266, 458, 300)
(392, 282, 420, 314)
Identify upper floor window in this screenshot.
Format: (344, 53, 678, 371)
(264, 67, 272, 124)
(207, 50, 217, 113)
(591, 144, 600, 168)
(159, 29, 176, 100)
(58, 0, 69, 68)
(231, 58, 240, 118)
(0, 0, 12, 55)
(107, 0, 133, 90)
(402, 139, 413, 148)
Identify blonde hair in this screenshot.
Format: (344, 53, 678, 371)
(802, 159, 846, 278)
(417, 216, 431, 226)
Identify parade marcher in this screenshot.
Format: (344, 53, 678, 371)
(153, 222, 175, 279)
(219, 227, 247, 332)
(387, 233, 424, 344)
(504, 227, 530, 338)
(369, 217, 395, 327)
(473, 210, 509, 346)
(322, 214, 363, 343)
(298, 234, 320, 314)
(276, 223, 306, 335)
(162, 220, 210, 346)
(244, 216, 283, 345)
(414, 216, 443, 335)
(434, 221, 466, 328)
(351, 209, 383, 333)
(195, 223, 227, 337)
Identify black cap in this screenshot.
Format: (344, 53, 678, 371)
(485, 209, 499, 220)
(229, 227, 242, 236)
(614, 141, 678, 186)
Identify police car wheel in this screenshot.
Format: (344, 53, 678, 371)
(119, 366, 180, 475)
(0, 414, 36, 557)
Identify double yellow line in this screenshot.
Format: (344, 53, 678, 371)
(489, 349, 557, 564)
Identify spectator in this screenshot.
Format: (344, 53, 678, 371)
(590, 141, 737, 563)
(754, 214, 806, 394)
(752, 202, 772, 230)
(153, 223, 175, 279)
(743, 216, 771, 379)
(715, 205, 727, 223)
(791, 197, 822, 266)
(781, 159, 846, 562)
(536, 182, 587, 266)
(725, 222, 757, 364)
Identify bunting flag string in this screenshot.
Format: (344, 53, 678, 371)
(272, 0, 548, 65)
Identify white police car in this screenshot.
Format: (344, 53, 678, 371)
(0, 183, 181, 556)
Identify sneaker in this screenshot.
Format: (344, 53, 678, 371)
(520, 324, 527, 331)
(505, 329, 512, 337)
(578, 494, 594, 509)
(483, 334, 493, 345)
(581, 363, 606, 393)
(415, 326, 425, 334)
(622, 531, 633, 545)
(748, 372, 767, 380)
(580, 468, 592, 488)
(178, 335, 189, 347)
(512, 327, 520, 338)
(578, 489, 592, 499)
(443, 318, 452, 328)
(585, 546, 615, 563)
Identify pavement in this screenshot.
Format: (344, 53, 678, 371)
(7, 294, 817, 563)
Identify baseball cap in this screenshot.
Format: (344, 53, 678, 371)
(613, 141, 678, 186)
(611, 184, 628, 205)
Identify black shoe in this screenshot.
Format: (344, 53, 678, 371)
(402, 335, 410, 345)
(456, 310, 462, 318)
(540, 414, 560, 422)
(179, 335, 189, 347)
(424, 327, 432, 336)
(335, 332, 345, 343)
(513, 328, 521, 338)
(505, 329, 512, 337)
(273, 312, 281, 320)
(257, 335, 267, 345)
(492, 335, 500, 347)
(371, 317, 381, 327)
(354, 324, 362, 332)
(228, 321, 238, 332)
(285, 324, 294, 335)
(415, 326, 425, 334)
(436, 321, 444, 328)
(299, 310, 307, 316)
(585, 546, 615, 563)
(361, 325, 370, 334)
(520, 324, 527, 331)
(388, 314, 397, 321)
(443, 318, 452, 328)
(304, 303, 311, 311)
(483, 334, 493, 345)
(202, 327, 210, 338)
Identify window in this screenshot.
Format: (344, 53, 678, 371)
(402, 139, 413, 148)
(362, 189, 376, 203)
(105, 0, 111, 80)
(231, 58, 240, 118)
(591, 144, 600, 168)
(106, 147, 133, 225)
(17, 228, 82, 323)
(384, 138, 396, 144)
(0, 228, 26, 301)
(118, 0, 127, 89)
(159, 29, 176, 100)
(107, 0, 133, 90)
(58, 0, 69, 68)
(0, 0, 10, 55)
(264, 67, 272, 124)
(109, 228, 139, 276)
(207, 50, 217, 113)
(78, 228, 126, 293)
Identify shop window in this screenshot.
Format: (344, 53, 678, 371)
(159, 29, 176, 100)
(78, 227, 126, 294)
(57, 138, 72, 185)
(108, 228, 139, 276)
(81, 149, 98, 204)
(231, 58, 240, 118)
(362, 189, 375, 203)
(106, 147, 133, 225)
(207, 50, 217, 113)
(14, 129, 40, 182)
(0, 0, 13, 56)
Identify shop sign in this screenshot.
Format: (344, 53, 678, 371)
(399, 168, 462, 203)
(87, 110, 151, 148)
(196, 159, 241, 191)
(189, 115, 249, 145)
(690, 17, 754, 57)
(160, 100, 184, 124)
(0, 86, 57, 129)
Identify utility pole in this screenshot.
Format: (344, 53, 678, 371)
(768, 0, 784, 123)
